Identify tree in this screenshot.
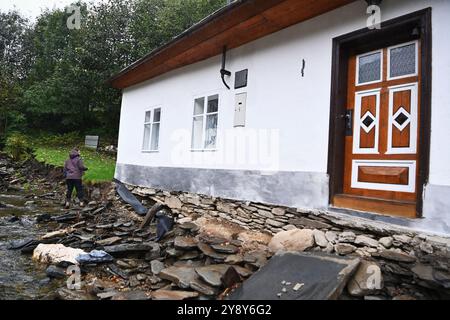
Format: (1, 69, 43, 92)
(21, 4, 93, 132)
(157, 0, 224, 42)
(1, 0, 228, 138)
(0, 11, 31, 135)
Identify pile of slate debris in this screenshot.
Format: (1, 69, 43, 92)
(1, 154, 271, 300)
(2, 153, 450, 300)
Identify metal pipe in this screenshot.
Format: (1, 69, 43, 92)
(220, 46, 231, 90)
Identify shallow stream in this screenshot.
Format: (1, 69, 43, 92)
(0, 190, 64, 299)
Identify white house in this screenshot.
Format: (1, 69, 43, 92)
(111, 0, 450, 236)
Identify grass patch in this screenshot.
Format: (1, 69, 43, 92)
(34, 146, 116, 183)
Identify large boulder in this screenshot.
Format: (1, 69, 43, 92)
(33, 244, 85, 265)
(268, 228, 315, 253)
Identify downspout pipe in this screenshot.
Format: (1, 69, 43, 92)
(220, 46, 232, 90)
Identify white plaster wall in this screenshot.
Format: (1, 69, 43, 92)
(116, 0, 450, 190)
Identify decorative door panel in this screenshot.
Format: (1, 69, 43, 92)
(353, 89, 380, 154)
(351, 160, 416, 193)
(387, 83, 418, 154)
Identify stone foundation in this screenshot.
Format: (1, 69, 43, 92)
(127, 184, 450, 299)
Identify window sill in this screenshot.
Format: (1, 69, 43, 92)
(190, 149, 218, 152)
(142, 150, 159, 153)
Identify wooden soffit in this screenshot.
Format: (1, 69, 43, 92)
(110, 0, 356, 89)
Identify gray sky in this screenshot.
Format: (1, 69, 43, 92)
(0, 0, 105, 21)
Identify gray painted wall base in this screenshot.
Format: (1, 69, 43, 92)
(422, 184, 450, 235)
(115, 163, 450, 236)
(115, 163, 329, 209)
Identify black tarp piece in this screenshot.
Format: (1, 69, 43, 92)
(114, 179, 148, 216)
(152, 212, 175, 242)
(228, 252, 360, 300)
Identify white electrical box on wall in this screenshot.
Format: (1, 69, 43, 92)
(234, 92, 247, 127)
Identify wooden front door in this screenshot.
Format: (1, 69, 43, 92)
(333, 40, 421, 218)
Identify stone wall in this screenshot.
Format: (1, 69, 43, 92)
(128, 185, 450, 299)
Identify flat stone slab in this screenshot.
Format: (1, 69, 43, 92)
(179, 251, 201, 260)
(96, 237, 122, 246)
(103, 242, 159, 256)
(179, 222, 200, 233)
(195, 265, 229, 287)
(174, 237, 198, 250)
(111, 290, 151, 300)
(197, 242, 227, 260)
(46, 265, 66, 279)
(228, 252, 360, 300)
(195, 265, 252, 288)
(225, 254, 244, 265)
(380, 250, 416, 263)
(189, 278, 217, 296)
(211, 244, 239, 254)
(56, 288, 95, 300)
(151, 290, 199, 300)
(7, 238, 36, 250)
(159, 266, 198, 289)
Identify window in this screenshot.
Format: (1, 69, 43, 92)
(191, 94, 219, 150)
(142, 107, 161, 151)
(388, 41, 418, 80)
(356, 50, 382, 85)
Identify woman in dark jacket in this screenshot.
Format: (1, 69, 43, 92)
(64, 148, 88, 208)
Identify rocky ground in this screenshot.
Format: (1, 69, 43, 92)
(1, 153, 450, 300)
(0, 153, 273, 300)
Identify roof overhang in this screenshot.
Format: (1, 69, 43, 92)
(110, 0, 357, 89)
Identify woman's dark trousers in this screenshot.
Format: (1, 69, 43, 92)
(66, 179, 84, 201)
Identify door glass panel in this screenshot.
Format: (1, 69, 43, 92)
(390, 43, 416, 78)
(358, 51, 381, 84)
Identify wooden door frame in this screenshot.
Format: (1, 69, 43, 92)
(327, 8, 432, 218)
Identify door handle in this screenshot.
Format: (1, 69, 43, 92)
(344, 110, 353, 136)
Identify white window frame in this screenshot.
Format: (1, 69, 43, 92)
(191, 94, 219, 151)
(142, 106, 162, 152)
(387, 40, 419, 81)
(356, 49, 383, 86)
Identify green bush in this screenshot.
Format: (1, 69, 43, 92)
(32, 132, 82, 147)
(4, 132, 34, 161)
